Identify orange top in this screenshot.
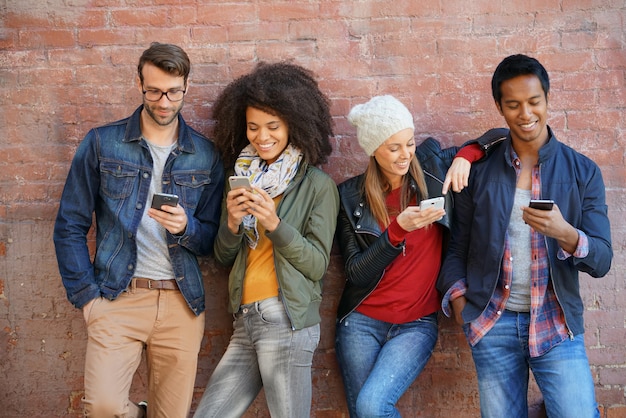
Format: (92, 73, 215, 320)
(241, 196, 282, 304)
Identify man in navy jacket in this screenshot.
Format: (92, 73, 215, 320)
(437, 54, 612, 418)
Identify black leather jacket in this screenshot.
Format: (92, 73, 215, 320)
(335, 129, 508, 322)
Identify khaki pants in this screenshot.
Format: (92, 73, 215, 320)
(83, 286, 205, 418)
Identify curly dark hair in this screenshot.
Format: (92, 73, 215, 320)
(211, 62, 334, 168)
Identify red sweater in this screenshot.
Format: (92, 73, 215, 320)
(356, 187, 443, 324)
(355, 144, 481, 323)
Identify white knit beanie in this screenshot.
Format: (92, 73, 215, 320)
(347, 95, 415, 156)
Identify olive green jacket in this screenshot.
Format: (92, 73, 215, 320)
(214, 163, 339, 330)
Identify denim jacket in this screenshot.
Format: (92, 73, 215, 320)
(53, 106, 224, 315)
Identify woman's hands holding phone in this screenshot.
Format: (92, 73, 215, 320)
(396, 204, 445, 232)
(226, 186, 280, 233)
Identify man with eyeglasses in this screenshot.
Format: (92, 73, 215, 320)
(53, 42, 224, 417)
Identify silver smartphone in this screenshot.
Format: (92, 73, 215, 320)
(419, 196, 445, 211)
(228, 175, 252, 190)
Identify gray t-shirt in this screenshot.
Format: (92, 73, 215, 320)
(133, 139, 177, 280)
(506, 188, 532, 312)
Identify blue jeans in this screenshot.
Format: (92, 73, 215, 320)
(193, 297, 320, 418)
(468, 310, 599, 418)
(335, 311, 438, 418)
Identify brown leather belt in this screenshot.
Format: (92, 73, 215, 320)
(132, 278, 179, 290)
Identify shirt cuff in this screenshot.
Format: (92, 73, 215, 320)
(387, 218, 409, 246)
(557, 229, 589, 260)
(455, 143, 484, 163)
(441, 279, 467, 317)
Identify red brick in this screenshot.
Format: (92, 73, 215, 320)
(598, 367, 626, 386)
(259, 2, 320, 21)
(78, 28, 137, 46)
(0, 28, 18, 49)
(110, 8, 170, 27)
(18, 29, 75, 48)
(196, 3, 257, 25)
(606, 405, 626, 418)
(3, 11, 50, 29)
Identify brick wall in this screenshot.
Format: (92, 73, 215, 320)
(1, 1, 625, 417)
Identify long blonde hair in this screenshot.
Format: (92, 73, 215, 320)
(363, 155, 428, 227)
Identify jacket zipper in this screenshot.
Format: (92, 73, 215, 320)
(339, 229, 389, 323)
(481, 135, 507, 152)
(544, 236, 574, 341)
(537, 163, 574, 340)
(269, 167, 305, 331)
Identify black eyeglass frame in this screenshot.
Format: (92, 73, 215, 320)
(141, 87, 186, 102)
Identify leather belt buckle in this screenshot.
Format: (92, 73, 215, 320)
(132, 277, 178, 291)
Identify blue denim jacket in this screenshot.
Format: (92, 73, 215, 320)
(53, 106, 224, 315)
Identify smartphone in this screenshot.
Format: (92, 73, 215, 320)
(529, 199, 554, 210)
(151, 193, 179, 210)
(228, 175, 252, 190)
(420, 196, 445, 211)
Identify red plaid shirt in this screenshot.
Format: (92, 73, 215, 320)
(443, 150, 589, 357)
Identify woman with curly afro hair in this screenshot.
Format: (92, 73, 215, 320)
(194, 62, 339, 418)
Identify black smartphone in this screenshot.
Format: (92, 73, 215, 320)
(529, 199, 554, 210)
(151, 193, 179, 210)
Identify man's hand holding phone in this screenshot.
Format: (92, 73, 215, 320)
(148, 193, 187, 235)
(523, 199, 555, 231)
(523, 199, 579, 254)
(151, 192, 179, 210)
(528, 199, 554, 211)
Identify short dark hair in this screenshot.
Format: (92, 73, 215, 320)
(491, 54, 550, 104)
(137, 42, 191, 85)
(211, 62, 334, 167)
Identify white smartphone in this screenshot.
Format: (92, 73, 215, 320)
(228, 175, 252, 190)
(420, 196, 445, 211)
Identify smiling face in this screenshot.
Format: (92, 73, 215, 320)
(496, 74, 549, 149)
(246, 107, 289, 164)
(372, 128, 415, 189)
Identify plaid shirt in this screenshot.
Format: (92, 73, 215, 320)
(443, 149, 589, 357)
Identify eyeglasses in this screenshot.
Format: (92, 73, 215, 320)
(142, 88, 186, 102)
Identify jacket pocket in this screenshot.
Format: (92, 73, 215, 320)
(100, 162, 138, 199)
(173, 171, 212, 210)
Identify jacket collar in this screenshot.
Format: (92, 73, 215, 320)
(339, 173, 427, 235)
(504, 125, 558, 166)
(123, 105, 196, 154)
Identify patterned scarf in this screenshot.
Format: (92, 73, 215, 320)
(234, 143, 303, 249)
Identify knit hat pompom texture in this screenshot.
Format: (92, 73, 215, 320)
(348, 95, 415, 156)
